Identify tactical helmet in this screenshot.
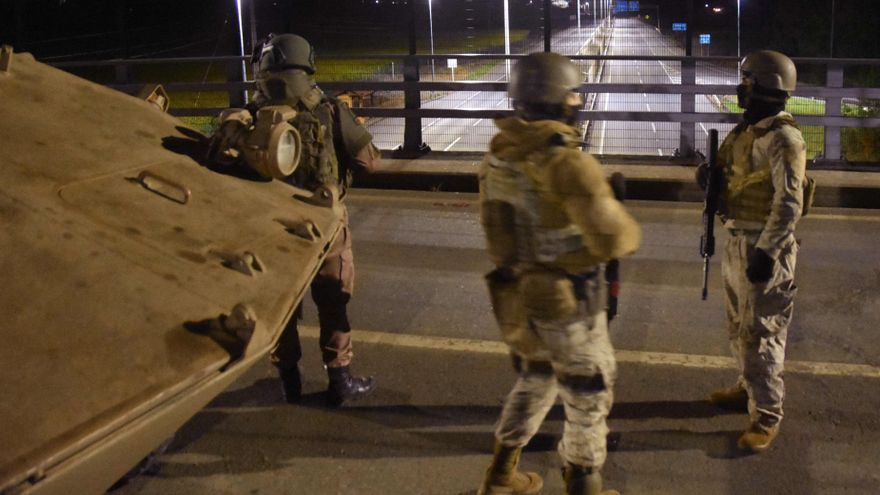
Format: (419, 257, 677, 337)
(509, 52, 583, 105)
(741, 50, 797, 93)
(253, 33, 316, 75)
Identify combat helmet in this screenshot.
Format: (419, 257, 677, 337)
(509, 52, 583, 105)
(741, 50, 797, 94)
(252, 33, 316, 76)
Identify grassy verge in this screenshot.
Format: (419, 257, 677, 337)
(720, 95, 880, 161)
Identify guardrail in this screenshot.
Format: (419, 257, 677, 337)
(51, 54, 880, 164)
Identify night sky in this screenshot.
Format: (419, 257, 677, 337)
(0, 0, 878, 60)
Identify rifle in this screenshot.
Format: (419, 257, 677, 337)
(606, 172, 626, 321)
(700, 129, 721, 300)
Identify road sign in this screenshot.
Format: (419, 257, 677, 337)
(672, 23, 687, 32)
(699, 34, 711, 45)
(447, 59, 457, 69)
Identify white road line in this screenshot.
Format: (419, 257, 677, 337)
(646, 103, 652, 112)
(651, 123, 657, 133)
(443, 137, 462, 151)
(299, 326, 880, 379)
(657, 148, 663, 156)
(699, 123, 709, 136)
(472, 119, 483, 127)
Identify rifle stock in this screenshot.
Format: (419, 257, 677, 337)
(701, 129, 721, 300)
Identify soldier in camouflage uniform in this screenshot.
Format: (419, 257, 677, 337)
(700, 50, 808, 452)
(250, 34, 381, 407)
(477, 52, 641, 495)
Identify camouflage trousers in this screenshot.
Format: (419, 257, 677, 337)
(494, 271, 617, 469)
(723, 231, 798, 426)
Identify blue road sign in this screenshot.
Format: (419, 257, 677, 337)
(672, 23, 687, 32)
(699, 34, 711, 45)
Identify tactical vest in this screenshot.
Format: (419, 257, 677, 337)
(483, 144, 595, 273)
(265, 87, 350, 192)
(719, 114, 800, 223)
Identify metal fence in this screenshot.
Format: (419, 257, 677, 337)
(50, 17, 880, 164)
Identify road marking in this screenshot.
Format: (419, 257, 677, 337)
(299, 325, 880, 379)
(444, 137, 462, 151)
(472, 119, 483, 127)
(700, 123, 709, 136)
(495, 98, 506, 107)
(651, 123, 657, 133)
(646, 103, 652, 112)
(657, 148, 663, 156)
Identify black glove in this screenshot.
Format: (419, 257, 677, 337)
(746, 248, 774, 284)
(695, 162, 710, 191)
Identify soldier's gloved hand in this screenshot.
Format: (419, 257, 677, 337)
(695, 162, 710, 191)
(746, 248, 774, 284)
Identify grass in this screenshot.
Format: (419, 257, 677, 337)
(720, 95, 880, 161)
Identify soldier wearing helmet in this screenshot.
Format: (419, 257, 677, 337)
(476, 52, 640, 495)
(251, 33, 381, 407)
(700, 50, 808, 452)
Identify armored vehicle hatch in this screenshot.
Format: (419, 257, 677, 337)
(0, 47, 343, 494)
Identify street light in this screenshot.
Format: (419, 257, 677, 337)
(234, 0, 248, 103)
(504, 0, 511, 81)
(428, 0, 435, 79)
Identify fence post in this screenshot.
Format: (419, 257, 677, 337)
(225, 59, 247, 108)
(398, 55, 428, 155)
(824, 62, 843, 161)
(679, 57, 696, 157)
(543, 0, 552, 52)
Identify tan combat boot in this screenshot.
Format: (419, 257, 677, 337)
(738, 421, 780, 453)
(709, 384, 748, 412)
(563, 464, 620, 495)
(477, 442, 543, 495)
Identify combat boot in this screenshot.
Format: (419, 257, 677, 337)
(278, 366, 302, 404)
(326, 365, 376, 407)
(477, 442, 543, 495)
(563, 464, 620, 495)
(709, 384, 748, 412)
(737, 421, 780, 453)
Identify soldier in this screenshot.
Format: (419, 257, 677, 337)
(700, 50, 808, 452)
(251, 33, 381, 407)
(477, 52, 641, 495)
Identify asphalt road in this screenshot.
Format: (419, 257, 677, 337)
(368, 18, 740, 156)
(115, 190, 880, 495)
(585, 17, 738, 157)
(368, 22, 605, 153)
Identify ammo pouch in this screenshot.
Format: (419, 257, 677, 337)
(485, 267, 544, 357)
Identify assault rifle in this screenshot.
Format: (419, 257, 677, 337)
(700, 129, 722, 300)
(607, 172, 626, 321)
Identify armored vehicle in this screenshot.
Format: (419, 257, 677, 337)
(0, 46, 343, 494)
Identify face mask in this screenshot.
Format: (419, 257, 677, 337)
(736, 83, 751, 109)
(258, 70, 313, 103)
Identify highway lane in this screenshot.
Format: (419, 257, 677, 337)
(114, 188, 880, 495)
(339, 189, 880, 368)
(367, 21, 607, 152)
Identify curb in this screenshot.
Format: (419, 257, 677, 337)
(355, 155, 880, 209)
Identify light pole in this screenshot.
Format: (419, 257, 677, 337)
(428, 0, 436, 79)
(234, 0, 248, 103)
(504, 0, 511, 81)
(737, 0, 741, 61)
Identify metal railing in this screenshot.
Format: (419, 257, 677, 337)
(52, 53, 880, 164)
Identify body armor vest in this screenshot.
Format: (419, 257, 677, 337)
(265, 87, 350, 192)
(720, 115, 799, 223)
(483, 146, 594, 272)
